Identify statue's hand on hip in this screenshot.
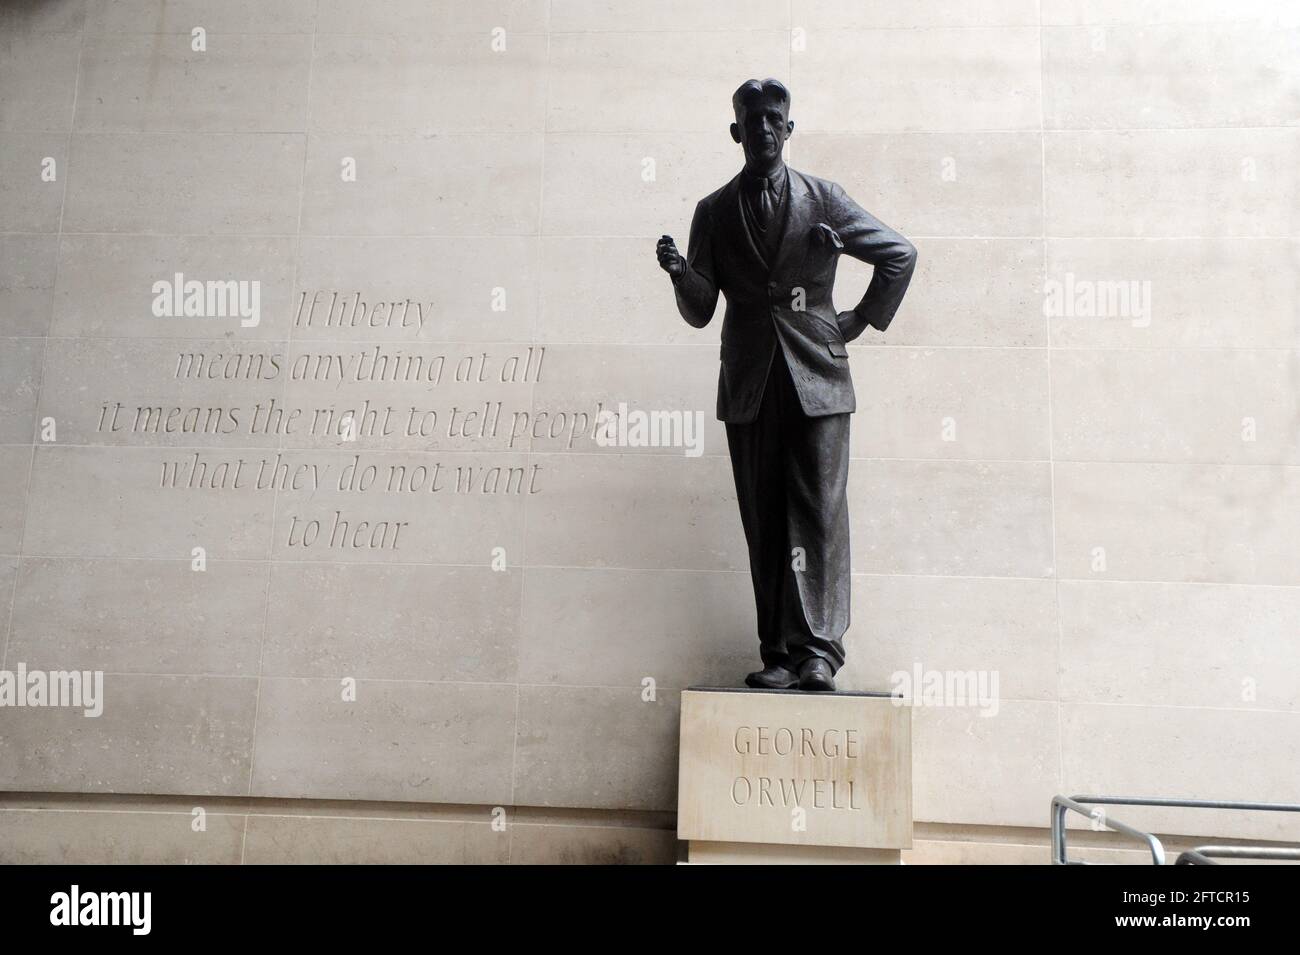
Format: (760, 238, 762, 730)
(656, 235, 685, 279)
(835, 308, 863, 340)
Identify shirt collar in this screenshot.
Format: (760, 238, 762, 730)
(741, 163, 788, 194)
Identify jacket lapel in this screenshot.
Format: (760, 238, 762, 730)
(716, 172, 767, 275)
(768, 168, 816, 280)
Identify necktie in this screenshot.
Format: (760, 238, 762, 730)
(756, 176, 776, 230)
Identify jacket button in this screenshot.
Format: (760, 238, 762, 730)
(768, 281, 778, 290)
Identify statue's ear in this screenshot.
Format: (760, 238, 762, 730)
(786, 120, 795, 137)
(729, 122, 742, 144)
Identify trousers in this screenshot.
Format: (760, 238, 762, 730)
(724, 345, 852, 673)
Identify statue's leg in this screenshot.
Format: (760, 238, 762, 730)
(779, 398, 851, 674)
(724, 356, 792, 670)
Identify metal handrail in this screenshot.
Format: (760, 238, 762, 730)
(1052, 794, 1300, 865)
(1176, 845, 1300, 865)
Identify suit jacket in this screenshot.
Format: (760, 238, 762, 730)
(672, 167, 917, 424)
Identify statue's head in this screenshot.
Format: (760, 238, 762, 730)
(730, 78, 793, 168)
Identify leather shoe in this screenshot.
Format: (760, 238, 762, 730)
(798, 658, 836, 692)
(745, 664, 798, 689)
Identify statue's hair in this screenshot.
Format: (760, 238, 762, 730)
(732, 78, 790, 121)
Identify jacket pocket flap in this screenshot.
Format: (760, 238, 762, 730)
(828, 340, 849, 358)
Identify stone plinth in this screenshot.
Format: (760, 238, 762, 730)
(677, 687, 911, 864)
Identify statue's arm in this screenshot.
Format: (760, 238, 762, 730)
(827, 183, 917, 341)
(672, 199, 720, 328)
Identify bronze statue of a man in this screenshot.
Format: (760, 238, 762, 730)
(657, 78, 916, 692)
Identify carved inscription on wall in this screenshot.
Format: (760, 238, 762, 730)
(78, 287, 620, 553)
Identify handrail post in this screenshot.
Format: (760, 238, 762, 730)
(1051, 795, 1165, 865)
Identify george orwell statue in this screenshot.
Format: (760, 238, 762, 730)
(657, 78, 917, 692)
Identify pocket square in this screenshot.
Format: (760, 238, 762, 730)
(811, 222, 844, 250)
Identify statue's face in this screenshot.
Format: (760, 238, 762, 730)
(731, 94, 793, 166)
